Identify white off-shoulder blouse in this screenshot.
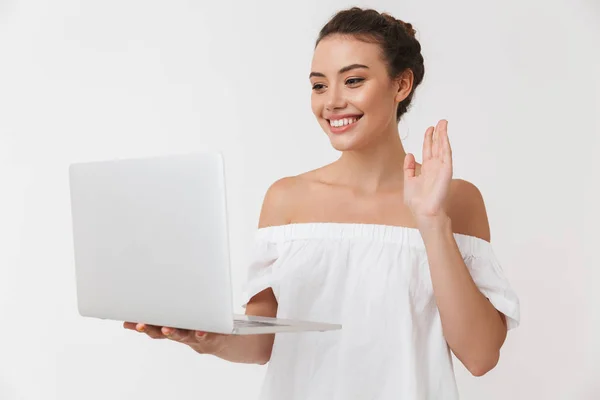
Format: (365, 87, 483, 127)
(242, 223, 520, 400)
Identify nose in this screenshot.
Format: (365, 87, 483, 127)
(325, 84, 346, 111)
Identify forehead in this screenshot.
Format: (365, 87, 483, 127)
(311, 34, 386, 75)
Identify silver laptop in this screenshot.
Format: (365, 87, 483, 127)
(68, 151, 341, 335)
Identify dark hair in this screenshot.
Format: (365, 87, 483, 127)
(316, 7, 425, 122)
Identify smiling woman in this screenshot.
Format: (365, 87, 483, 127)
(309, 10, 424, 152)
(125, 6, 520, 400)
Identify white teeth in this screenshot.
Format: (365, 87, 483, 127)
(329, 117, 359, 127)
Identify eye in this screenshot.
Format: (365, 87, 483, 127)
(345, 77, 364, 86)
(312, 83, 326, 91)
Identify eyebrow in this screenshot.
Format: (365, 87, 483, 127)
(309, 64, 369, 79)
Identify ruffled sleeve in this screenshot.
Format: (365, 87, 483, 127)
(240, 231, 284, 308)
(455, 235, 521, 330)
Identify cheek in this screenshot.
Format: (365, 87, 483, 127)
(352, 86, 384, 112)
(355, 89, 396, 126)
(310, 93, 322, 117)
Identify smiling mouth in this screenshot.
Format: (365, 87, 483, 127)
(327, 115, 363, 128)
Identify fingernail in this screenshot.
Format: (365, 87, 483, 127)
(196, 331, 206, 338)
(136, 324, 145, 332)
(162, 328, 173, 336)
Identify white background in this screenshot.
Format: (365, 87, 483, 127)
(1, 0, 598, 398)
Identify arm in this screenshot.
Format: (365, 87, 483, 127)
(418, 180, 507, 376)
(403, 120, 508, 377)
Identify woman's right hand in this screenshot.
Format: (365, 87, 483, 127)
(121, 289, 278, 364)
(123, 322, 227, 355)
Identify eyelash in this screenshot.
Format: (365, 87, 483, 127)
(312, 78, 365, 91)
(345, 78, 364, 86)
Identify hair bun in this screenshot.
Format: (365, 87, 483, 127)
(381, 13, 416, 38)
(398, 20, 416, 38)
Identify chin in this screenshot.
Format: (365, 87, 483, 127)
(328, 131, 369, 152)
(320, 118, 374, 152)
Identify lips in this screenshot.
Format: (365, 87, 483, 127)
(327, 115, 362, 134)
(329, 116, 361, 127)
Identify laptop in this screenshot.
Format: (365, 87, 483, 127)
(68, 151, 341, 335)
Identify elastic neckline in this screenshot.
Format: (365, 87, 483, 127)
(256, 222, 492, 256)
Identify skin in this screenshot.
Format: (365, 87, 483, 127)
(125, 33, 509, 376)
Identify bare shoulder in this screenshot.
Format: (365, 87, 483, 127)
(258, 175, 307, 228)
(446, 179, 491, 242)
(257, 164, 332, 228)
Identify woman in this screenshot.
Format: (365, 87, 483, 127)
(125, 7, 520, 399)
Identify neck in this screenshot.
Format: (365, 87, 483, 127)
(335, 126, 408, 193)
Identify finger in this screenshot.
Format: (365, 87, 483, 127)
(191, 332, 220, 354)
(195, 331, 208, 340)
(123, 322, 137, 330)
(162, 327, 194, 343)
(136, 323, 166, 339)
(435, 120, 446, 159)
(422, 126, 434, 160)
(434, 119, 447, 158)
(403, 153, 416, 179)
(432, 123, 438, 159)
(440, 120, 452, 162)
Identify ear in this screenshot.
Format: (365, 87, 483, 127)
(394, 69, 414, 103)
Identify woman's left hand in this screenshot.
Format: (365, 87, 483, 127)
(403, 119, 453, 225)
